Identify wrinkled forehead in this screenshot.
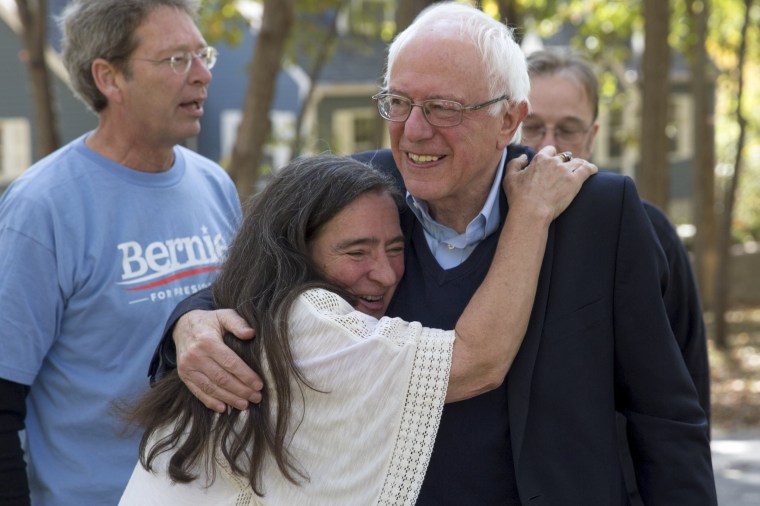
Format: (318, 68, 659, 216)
(529, 73, 595, 122)
(398, 17, 480, 60)
(389, 31, 486, 92)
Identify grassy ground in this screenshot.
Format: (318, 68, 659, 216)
(708, 307, 760, 431)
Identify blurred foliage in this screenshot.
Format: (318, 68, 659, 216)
(199, 0, 250, 46)
(482, 0, 760, 243)
(198, 0, 360, 68)
(708, 306, 760, 429)
(711, 0, 760, 243)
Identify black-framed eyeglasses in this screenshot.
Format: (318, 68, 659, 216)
(133, 46, 218, 75)
(372, 93, 510, 127)
(521, 121, 591, 145)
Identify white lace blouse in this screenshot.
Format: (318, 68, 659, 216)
(119, 288, 455, 506)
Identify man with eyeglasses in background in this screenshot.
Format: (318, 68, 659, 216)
(0, 1, 241, 504)
(521, 46, 710, 506)
(523, 47, 711, 419)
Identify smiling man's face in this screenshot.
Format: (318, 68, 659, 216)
(386, 29, 523, 230)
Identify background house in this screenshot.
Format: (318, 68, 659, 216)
(202, 2, 389, 175)
(0, 0, 96, 192)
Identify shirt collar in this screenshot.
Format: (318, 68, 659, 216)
(405, 149, 506, 267)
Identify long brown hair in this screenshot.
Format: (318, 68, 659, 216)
(127, 155, 402, 495)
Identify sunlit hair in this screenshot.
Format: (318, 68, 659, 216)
(59, 0, 200, 112)
(126, 155, 403, 496)
(382, 1, 530, 116)
(526, 47, 600, 121)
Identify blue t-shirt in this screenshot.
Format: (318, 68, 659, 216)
(0, 135, 241, 505)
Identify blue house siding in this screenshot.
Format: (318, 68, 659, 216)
(1, 8, 96, 165)
(200, 28, 301, 163)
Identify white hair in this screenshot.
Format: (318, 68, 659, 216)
(382, 1, 530, 111)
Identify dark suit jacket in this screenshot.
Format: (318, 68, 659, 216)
(151, 148, 715, 505)
(641, 201, 710, 424)
(351, 149, 715, 505)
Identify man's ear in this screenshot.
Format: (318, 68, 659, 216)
(497, 100, 528, 149)
(91, 58, 123, 105)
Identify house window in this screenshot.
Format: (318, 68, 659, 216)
(220, 109, 242, 163)
(593, 98, 629, 172)
(332, 108, 379, 154)
(669, 93, 693, 160)
(220, 109, 296, 174)
(268, 111, 296, 172)
(352, 115, 375, 151)
(0, 118, 31, 184)
(606, 105, 625, 160)
(596, 92, 693, 169)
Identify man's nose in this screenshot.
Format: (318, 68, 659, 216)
(188, 56, 213, 85)
(539, 130, 565, 153)
(403, 105, 435, 141)
(542, 128, 557, 145)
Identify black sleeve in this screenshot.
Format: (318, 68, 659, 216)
(0, 379, 30, 506)
(148, 286, 216, 383)
(642, 201, 711, 432)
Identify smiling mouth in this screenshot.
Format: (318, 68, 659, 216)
(408, 152, 442, 163)
(181, 100, 203, 110)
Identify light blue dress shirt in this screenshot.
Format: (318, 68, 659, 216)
(406, 149, 507, 269)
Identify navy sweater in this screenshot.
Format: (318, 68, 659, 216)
(387, 195, 521, 504)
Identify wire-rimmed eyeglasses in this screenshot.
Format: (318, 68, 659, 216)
(134, 46, 218, 75)
(521, 121, 591, 145)
(372, 93, 510, 127)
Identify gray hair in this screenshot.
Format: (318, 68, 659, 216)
(382, 1, 530, 117)
(526, 47, 600, 121)
(59, 0, 200, 112)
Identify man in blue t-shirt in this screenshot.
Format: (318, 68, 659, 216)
(0, 1, 241, 504)
(150, 3, 716, 504)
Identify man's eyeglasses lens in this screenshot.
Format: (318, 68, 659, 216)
(522, 123, 589, 145)
(168, 47, 218, 75)
(373, 93, 508, 127)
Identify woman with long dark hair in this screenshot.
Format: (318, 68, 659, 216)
(120, 153, 590, 505)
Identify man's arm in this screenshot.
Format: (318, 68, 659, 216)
(148, 287, 215, 382)
(0, 379, 30, 506)
(612, 180, 716, 503)
(149, 287, 262, 413)
(642, 202, 710, 432)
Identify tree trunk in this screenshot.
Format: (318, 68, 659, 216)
(291, 2, 347, 159)
(638, 0, 670, 210)
(394, 0, 435, 33)
(229, 0, 294, 198)
(495, 0, 522, 39)
(15, 0, 60, 157)
(713, 0, 753, 349)
(688, 0, 717, 309)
